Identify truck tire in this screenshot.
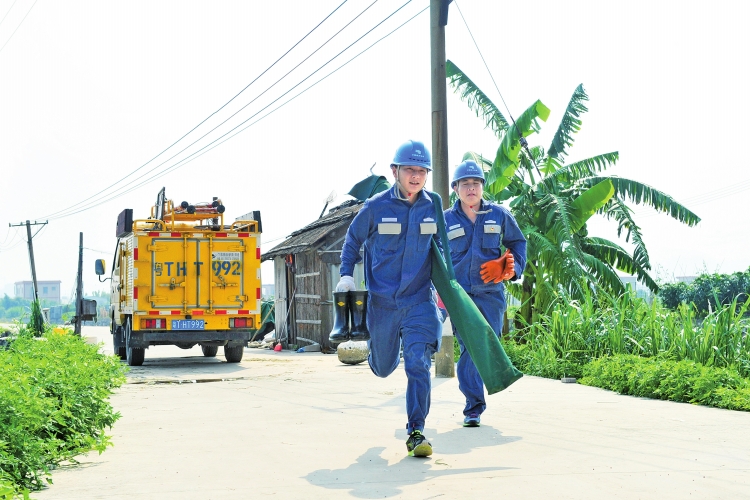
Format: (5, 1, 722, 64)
(201, 345, 218, 357)
(124, 318, 145, 367)
(112, 325, 127, 360)
(224, 344, 244, 363)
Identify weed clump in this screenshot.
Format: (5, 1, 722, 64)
(0, 328, 127, 495)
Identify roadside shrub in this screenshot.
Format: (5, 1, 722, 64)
(0, 329, 127, 494)
(580, 354, 750, 411)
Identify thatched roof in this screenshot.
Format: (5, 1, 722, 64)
(262, 200, 363, 261)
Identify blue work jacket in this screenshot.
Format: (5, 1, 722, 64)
(443, 198, 527, 295)
(340, 186, 441, 309)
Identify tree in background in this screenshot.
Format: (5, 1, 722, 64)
(447, 61, 700, 327)
(659, 268, 750, 315)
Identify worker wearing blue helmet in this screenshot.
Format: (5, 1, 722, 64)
(444, 160, 527, 427)
(338, 140, 442, 457)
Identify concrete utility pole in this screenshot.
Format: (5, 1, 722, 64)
(430, 0, 450, 203)
(431, 0, 455, 379)
(75, 232, 84, 336)
(9, 220, 48, 302)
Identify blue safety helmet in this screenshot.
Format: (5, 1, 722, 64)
(451, 160, 485, 188)
(391, 140, 432, 171)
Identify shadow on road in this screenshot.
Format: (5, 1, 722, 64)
(305, 446, 514, 498)
(304, 428, 519, 498)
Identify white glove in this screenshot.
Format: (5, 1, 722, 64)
(336, 275, 356, 292)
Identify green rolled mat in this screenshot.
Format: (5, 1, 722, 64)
(427, 192, 522, 394)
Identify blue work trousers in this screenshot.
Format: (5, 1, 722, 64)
(453, 291, 505, 416)
(367, 294, 441, 434)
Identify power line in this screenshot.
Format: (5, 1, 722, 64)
(632, 178, 750, 218)
(0, 227, 14, 247)
(0, 226, 26, 252)
(453, 0, 540, 174)
(0, 0, 38, 55)
(0, 0, 19, 29)
(46, 0, 380, 220)
(453, 0, 513, 125)
(46, 0, 420, 220)
(85, 0, 425, 204)
(83, 247, 112, 255)
(144, 3, 431, 183)
(39, 0, 351, 220)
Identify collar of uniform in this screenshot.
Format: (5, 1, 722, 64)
(451, 198, 489, 217)
(388, 185, 431, 204)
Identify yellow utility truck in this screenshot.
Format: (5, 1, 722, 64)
(95, 188, 262, 366)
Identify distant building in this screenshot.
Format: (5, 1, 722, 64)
(14, 280, 62, 304)
(618, 275, 654, 302)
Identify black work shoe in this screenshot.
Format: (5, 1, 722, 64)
(463, 413, 481, 427)
(406, 430, 433, 457)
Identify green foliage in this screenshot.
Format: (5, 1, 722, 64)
(0, 328, 127, 493)
(446, 64, 700, 328)
(580, 355, 750, 411)
(505, 290, 750, 376)
(659, 268, 750, 315)
(28, 302, 44, 337)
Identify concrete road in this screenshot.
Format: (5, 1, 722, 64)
(31, 326, 750, 499)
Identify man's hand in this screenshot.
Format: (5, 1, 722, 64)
(479, 249, 515, 284)
(335, 275, 356, 292)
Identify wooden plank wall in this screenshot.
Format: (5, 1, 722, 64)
(293, 250, 323, 348)
(273, 256, 287, 342)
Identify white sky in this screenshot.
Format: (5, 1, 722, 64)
(0, 0, 747, 300)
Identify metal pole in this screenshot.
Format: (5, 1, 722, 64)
(430, 0, 450, 203)
(75, 232, 83, 336)
(25, 221, 40, 303)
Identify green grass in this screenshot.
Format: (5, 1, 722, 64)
(494, 290, 750, 410)
(0, 327, 127, 496)
(507, 291, 750, 377)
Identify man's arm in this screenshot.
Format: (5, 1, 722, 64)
(339, 204, 371, 277)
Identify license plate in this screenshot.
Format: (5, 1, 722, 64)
(172, 319, 205, 330)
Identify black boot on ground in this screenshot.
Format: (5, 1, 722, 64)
(349, 290, 370, 342)
(328, 291, 351, 345)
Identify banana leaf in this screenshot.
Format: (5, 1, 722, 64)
(428, 192, 523, 394)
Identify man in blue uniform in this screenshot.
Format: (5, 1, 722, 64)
(444, 160, 527, 427)
(338, 140, 442, 457)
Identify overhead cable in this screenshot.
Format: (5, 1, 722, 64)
(48, 0, 419, 219)
(453, 0, 541, 175)
(140, 3, 431, 185)
(39, 0, 350, 220)
(0, 0, 19, 30)
(0, 0, 38, 54)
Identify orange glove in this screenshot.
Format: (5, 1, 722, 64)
(480, 249, 516, 284)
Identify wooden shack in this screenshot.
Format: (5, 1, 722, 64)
(262, 175, 389, 351)
(262, 200, 365, 351)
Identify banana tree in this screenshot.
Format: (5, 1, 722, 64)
(447, 60, 701, 327)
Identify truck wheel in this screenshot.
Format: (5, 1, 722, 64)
(224, 344, 244, 363)
(112, 325, 127, 360)
(124, 318, 145, 367)
(201, 345, 218, 357)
